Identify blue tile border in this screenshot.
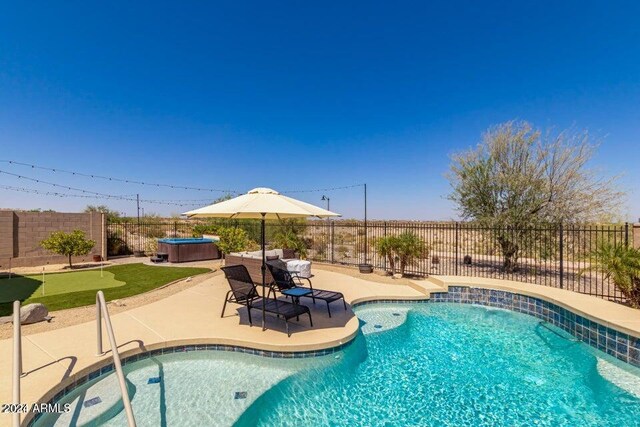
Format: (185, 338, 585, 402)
(425, 286, 640, 368)
(27, 339, 354, 426)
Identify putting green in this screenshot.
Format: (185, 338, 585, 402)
(0, 263, 211, 316)
(0, 270, 125, 302)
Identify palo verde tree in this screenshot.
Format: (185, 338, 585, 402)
(41, 230, 96, 268)
(448, 121, 623, 272)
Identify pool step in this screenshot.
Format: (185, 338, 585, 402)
(50, 374, 136, 427)
(358, 306, 410, 334)
(597, 357, 640, 399)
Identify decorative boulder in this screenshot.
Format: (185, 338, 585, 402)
(19, 303, 49, 324)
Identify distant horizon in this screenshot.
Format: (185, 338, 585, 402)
(1, 2, 638, 221)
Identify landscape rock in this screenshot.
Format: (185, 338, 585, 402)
(393, 273, 403, 279)
(0, 304, 50, 325)
(20, 303, 49, 324)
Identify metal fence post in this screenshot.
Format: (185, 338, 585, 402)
(330, 221, 335, 264)
(454, 222, 459, 276)
(173, 221, 178, 237)
(383, 221, 387, 271)
(559, 223, 564, 289)
(625, 222, 629, 248)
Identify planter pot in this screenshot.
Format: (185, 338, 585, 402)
(133, 250, 145, 258)
(92, 255, 102, 263)
(358, 263, 373, 274)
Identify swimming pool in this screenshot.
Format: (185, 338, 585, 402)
(33, 303, 640, 426)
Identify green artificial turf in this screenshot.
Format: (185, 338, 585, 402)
(0, 263, 210, 316)
(0, 270, 125, 302)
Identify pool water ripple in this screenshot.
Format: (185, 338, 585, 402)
(240, 304, 640, 427)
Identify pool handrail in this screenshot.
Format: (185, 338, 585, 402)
(96, 290, 137, 427)
(12, 300, 22, 427)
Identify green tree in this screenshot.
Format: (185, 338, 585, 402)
(41, 230, 96, 268)
(583, 243, 640, 308)
(448, 121, 623, 272)
(84, 205, 121, 222)
(217, 227, 251, 256)
(375, 236, 398, 275)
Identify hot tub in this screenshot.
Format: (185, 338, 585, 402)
(157, 238, 221, 263)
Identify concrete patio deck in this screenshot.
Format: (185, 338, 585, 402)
(0, 267, 427, 427)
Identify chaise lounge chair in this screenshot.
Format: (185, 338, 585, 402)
(267, 263, 347, 317)
(220, 264, 313, 337)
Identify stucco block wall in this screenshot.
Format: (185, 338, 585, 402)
(0, 211, 106, 269)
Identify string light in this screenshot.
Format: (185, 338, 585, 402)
(281, 184, 364, 193)
(0, 184, 208, 207)
(0, 160, 363, 195)
(0, 160, 238, 193)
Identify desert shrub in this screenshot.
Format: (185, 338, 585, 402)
(217, 227, 251, 255)
(583, 243, 640, 308)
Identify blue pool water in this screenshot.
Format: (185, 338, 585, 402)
(35, 303, 640, 427)
(157, 238, 215, 244)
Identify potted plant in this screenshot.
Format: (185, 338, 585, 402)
(359, 263, 373, 274)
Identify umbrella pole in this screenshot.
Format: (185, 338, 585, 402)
(261, 213, 266, 331)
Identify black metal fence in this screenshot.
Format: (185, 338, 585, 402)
(299, 221, 635, 303)
(107, 220, 635, 304)
(107, 221, 197, 256)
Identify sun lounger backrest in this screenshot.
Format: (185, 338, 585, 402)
(266, 264, 296, 291)
(221, 265, 259, 302)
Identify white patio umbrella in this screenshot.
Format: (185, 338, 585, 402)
(183, 187, 340, 330)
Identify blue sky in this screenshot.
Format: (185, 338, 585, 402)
(0, 1, 638, 220)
